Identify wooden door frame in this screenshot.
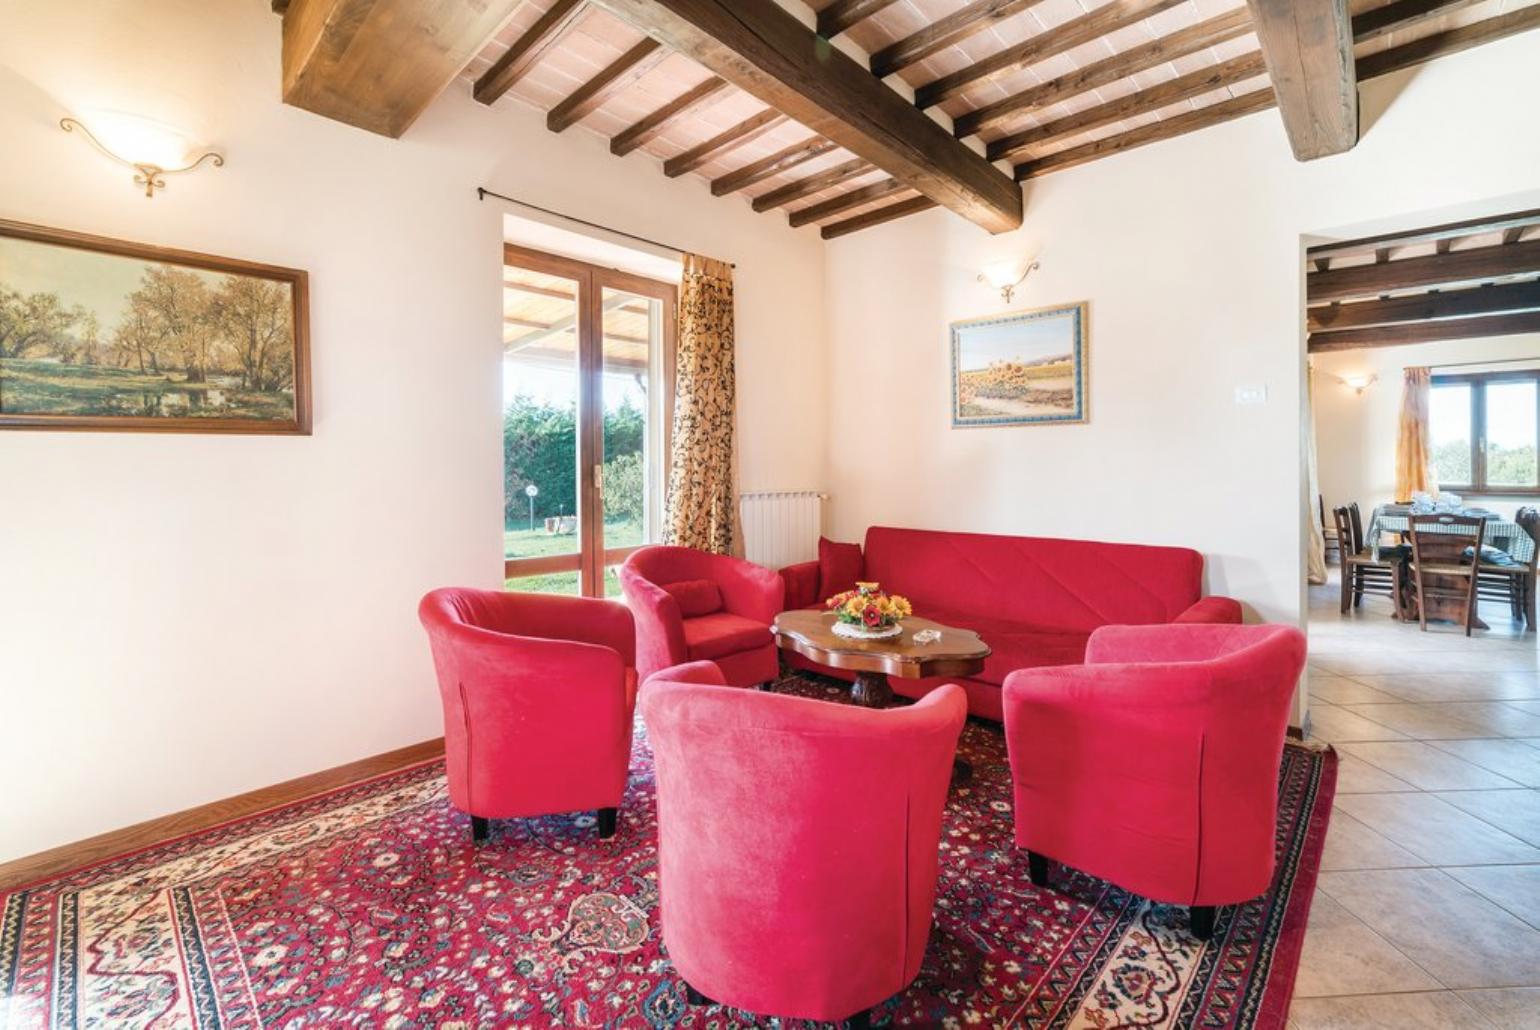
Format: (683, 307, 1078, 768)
(501, 243, 678, 594)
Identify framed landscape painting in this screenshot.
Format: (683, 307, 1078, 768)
(0, 219, 310, 434)
(950, 301, 1087, 428)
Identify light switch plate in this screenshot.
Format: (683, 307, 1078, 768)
(1234, 385, 1268, 405)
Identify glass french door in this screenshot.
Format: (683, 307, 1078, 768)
(501, 244, 675, 597)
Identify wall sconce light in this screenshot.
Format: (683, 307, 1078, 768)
(1337, 373, 1378, 395)
(977, 258, 1040, 305)
(61, 114, 223, 198)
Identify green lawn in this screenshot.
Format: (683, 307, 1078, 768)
(503, 519, 641, 598)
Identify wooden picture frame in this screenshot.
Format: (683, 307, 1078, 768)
(0, 218, 311, 434)
(950, 301, 1088, 428)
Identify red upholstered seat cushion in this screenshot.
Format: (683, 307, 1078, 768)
(683, 612, 774, 662)
(923, 608, 1089, 685)
(663, 578, 724, 617)
(817, 537, 864, 600)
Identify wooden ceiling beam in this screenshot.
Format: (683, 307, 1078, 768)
(788, 179, 909, 228)
(1505, 227, 1528, 246)
(547, 39, 668, 133)
(918, 0, 1186, 111)
(870, 0, 1041, 79)
(711, 136, 839, 196)
(1309, 310, 1540, 352)
(753, 158, 872, 212)
(1356, 6, 1540, 80)
(1351, 0, 1482, 43)
(952, 1, 1236, 136)
(1308, 281, 1540, 332)
(664, 108, 788, 178)
(586, 0, 1023, 233)
(1307, 209, 1540, 262)
(990, 51, 1266, 163)
(1308, 239, 1540, 302)
(817, 0, 902, 38)
(281, 0, 522, 137)
(475, 0, 588, 105)
(821, 195, 938, 240)
(1015, 89, 1277, 180)
(1244, 0, 1357, 161)
(611, 76, 730, 156)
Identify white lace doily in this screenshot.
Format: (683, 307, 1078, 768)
(831, 621, 904, 640)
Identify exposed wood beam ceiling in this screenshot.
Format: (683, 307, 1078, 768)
(1244, 0, 1358, 160)
(664, 109, 788, 177)
(474, 0, 587, 105)
(585, 0, 1023, 233)
(281, 0, 522, 137)
(279, 0, 1540, 239)
(789, 179, 909, 228)
(818, 0, 902, 38)
(1306, 211, 1540, 353)
(547, 38, 667, 132)
(711, 137, 839, 196)
(611, 75, 728, 155)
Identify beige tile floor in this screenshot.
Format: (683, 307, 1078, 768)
(1289, 575, 1540, 1029)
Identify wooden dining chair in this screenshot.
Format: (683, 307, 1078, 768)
(1320, 495, 1341, 564)
(1407, 514, 1486, 635)
(1474, 508, 1540, 629)
(1334, 505, 1404, 618)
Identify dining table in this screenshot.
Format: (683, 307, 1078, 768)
(1366, 503, 1536, 629)
(1367, 505, 1535, 563)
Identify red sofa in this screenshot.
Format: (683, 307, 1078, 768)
(782, 526, 1241, 720)
(419, 588, 637, 842)
(641, 660, 965, 1026)
(620, 545, 784, 688)
(1003, 623, 1306, 938)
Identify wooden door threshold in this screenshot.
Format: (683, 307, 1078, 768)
(0, 738, 444, 892)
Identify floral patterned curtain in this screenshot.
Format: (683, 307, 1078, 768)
(1395, 367, 1438, 502)
(664, 254, 737, 555)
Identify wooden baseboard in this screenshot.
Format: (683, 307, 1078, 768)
(0, 738, 444, 892)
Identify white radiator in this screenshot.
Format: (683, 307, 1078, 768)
(740, 490, 826, 569)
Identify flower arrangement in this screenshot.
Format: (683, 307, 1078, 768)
(825, 581, 913, 637)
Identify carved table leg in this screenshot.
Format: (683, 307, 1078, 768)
(850, 670, 893, 707)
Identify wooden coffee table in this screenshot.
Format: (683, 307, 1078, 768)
(772, 610, 991, 708)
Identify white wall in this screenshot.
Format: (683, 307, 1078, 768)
(822, 32, 1540, 647)
(0, 0, 828, 862)
(1314, 336, 1540, 518)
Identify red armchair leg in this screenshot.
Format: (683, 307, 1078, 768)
(1191, 906, 1216, 940)
(1027, 851, 1050, 887)
(597, 808, 618, 839)
(471, 816, 490, 845)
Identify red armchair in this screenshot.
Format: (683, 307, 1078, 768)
(418, 588, 637, 843)
(1002, 623, 1306, 939)
(641, 662, 966, 1028)
(619, 545, 784, 687)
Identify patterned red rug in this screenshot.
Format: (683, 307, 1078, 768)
(1, 673, 1334, 1029)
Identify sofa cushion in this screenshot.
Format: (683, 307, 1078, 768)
(683, 612, 773, 662)
(864, 526, 1204, 634)
(663, 578, 724, 617)
(923, 607, 1090, 685)
(817, 537, 864, 600)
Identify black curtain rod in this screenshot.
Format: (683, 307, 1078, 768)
(477, 187, 735, 268)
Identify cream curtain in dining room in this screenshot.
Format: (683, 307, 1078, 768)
(1395, 367, 1438, 502)
(1305, 364, 1327, 585)
(663, 253, 738, 555)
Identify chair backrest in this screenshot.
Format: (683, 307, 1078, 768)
(639, 679, 966, 1021)
(1408, 513, 1486, 570)
(1348, 502, 1368, 553)
(1331, 505, 1355, 555)
(1518, 507, 1540, 570)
